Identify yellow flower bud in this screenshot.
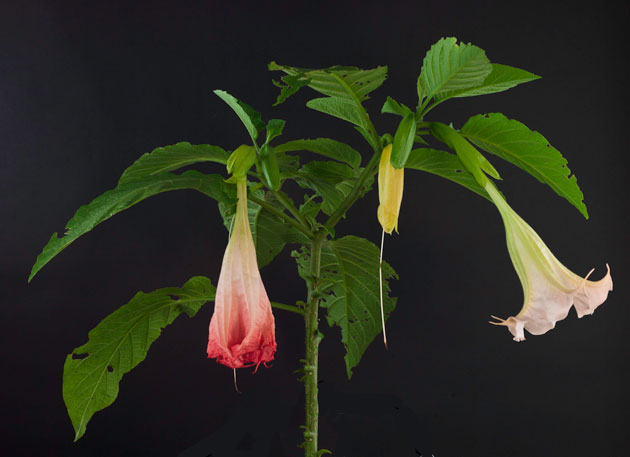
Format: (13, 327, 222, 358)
(377, 144, 404, 234)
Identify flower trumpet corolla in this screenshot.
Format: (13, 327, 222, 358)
(485, 182, 613, 341)
(377, 144, 404, 234)
(207, 180, 276, 369)
(376, 144, 405, 348)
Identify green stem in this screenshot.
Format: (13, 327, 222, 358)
(247, 193, 313, 239)
(272, 189, 312, 230)
(325, 150, 381, 230)
(303, 230, 325, 456)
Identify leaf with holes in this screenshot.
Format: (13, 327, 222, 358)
(296, 236, 397, 378)
(269, 62, 387, 103)
(63, 276, 216, 441)
(29, 171, 232, 282)
(118, 142, 230, 184)
(218, 189, 289, 268)
(405, 148, 490, 200)
(418, 37, 492, 104)
(273, 138, 362, 168)
(461, 113, 587, 218)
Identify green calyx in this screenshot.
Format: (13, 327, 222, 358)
(430, 122, 500, 187)
(226, 144, 256, 183)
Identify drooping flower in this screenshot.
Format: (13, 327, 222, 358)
(485, 182, 613, 341)
(377, 144, 405, 234)
(376, 144, 405, 348)
(207, 180, 276, 368)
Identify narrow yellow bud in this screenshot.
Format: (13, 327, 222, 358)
(377, 144, 404, 234)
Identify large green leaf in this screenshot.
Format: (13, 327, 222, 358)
(436, 63, 540, 101)
(461, 113, 588, 218)
(118, 142, 229, 184)
(29, 172, 231, 281)
(296, 236, 397, 378)
(269, 62, 387, 103)
(218, 189, 289, 268)
(405, 148, 490, 200)
(296, 161, 358, 216)
(213, 90, 265, 143)
(273, 138, 362, 168)
(63, 276, 215, 441)
(306, 97, 369, 131)
(418, 37, 492, 103)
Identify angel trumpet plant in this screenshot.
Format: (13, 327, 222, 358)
(30, 38, 620, 456)
(377, 144, 405, 348)
(207, 178, 277, 369)
(485, 182, 613, 341)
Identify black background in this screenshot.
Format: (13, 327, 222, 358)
(1, 1, 629, 456)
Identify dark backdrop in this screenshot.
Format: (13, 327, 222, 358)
(1, 1, 628, 456)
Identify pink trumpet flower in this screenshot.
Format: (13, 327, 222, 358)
(207, 181, 276, 369)
(485, 182, 613, 342)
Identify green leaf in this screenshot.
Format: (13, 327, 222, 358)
(29, 172, 231, 281)
(390, 113, 416, 168)
(275, 151, 301, 177)
(273, 138, 362, 168)
(437, 63, 540, 101)
(296, 236, 397, 378)
(418, 37, 492, 103)
(271, 72, 311, 105)
(306, 97, 369, 130)
(405, 148, 490, 200)
(63, 276, 215, 441)
(118, 142, 230, 184)
(213, 90, 265, 143)
(461, 113, 588, 218)
(265, 119, 286, 144)
(269, 62, 387, 102)
(296, 161, 357, 216)
(218, 189, 289, 268)
(381, 96, 412, 117)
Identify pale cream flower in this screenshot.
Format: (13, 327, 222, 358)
(377, 144, 404, 234)
(485, 182, 613, 341)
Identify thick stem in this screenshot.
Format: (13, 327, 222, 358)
(303, 230, 325, 456)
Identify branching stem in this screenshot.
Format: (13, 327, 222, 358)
(247, 193, 313, 239)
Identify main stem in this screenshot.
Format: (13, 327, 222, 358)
(303, 230, 325, 456)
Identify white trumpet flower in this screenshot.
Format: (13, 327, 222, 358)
(485, 182, 613, 341)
